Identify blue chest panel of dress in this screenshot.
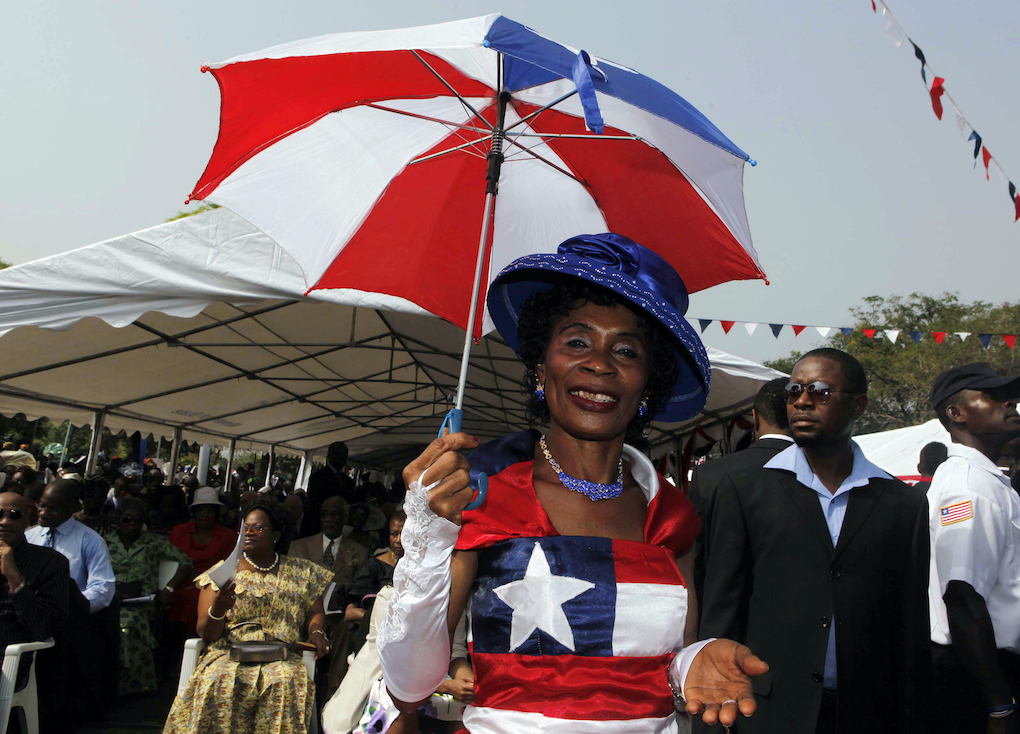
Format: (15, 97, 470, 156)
(471, 536, 617, 657)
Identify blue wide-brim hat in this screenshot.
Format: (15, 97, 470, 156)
(487, 233, 711, 423)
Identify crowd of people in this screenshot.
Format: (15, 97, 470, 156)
(1, 232, 1018, 734)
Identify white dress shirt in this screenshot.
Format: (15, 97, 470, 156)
(26, 517, 116, 612)
(927, 442, 1020, 652)
(765, 441, 892, 689)
(321, 533, 341, 559)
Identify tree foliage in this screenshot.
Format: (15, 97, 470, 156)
(765, 293, 1020, 434)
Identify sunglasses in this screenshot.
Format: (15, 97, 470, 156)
(784, 381, 854, 404)
(0, 509, 24, 521)
(120, 516, 144, 525)
(245, 524, 270, 535)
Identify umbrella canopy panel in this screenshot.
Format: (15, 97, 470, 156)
(0, 209, 779, 466)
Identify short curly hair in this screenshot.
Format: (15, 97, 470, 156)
(517, 279, 679, 439)
(242, 500, 293, 552)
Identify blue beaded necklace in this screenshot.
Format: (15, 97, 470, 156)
(539, 434, 624, 501)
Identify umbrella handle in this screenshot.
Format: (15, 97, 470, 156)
(438, 409, 488, 511)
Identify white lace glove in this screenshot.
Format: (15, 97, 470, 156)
(378, 472, 461, 704)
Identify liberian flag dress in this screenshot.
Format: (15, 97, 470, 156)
(456, 431, 700, 733)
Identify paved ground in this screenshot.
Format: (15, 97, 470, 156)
(77, 677, 176, 733)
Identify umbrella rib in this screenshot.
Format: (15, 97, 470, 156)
(507, 132, 641, 141)
(501, 135, 588, 186)
(362, 104, 490, 134)
(504, 90, 579, 132)
(409, 136, 492, 165)
(410, 50, 495, 131)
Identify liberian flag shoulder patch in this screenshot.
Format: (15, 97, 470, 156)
(941, 500, 974, 525)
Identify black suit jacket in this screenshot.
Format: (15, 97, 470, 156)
(688, 437, 793, 603)
(301, 465, 354, 537)
(697, 457, 932, 734)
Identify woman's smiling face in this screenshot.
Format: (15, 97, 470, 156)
(538, 300, 650, 442)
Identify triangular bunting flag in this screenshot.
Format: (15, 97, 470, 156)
(840, 328, 853, 336)
(932, 331, 947, 344)
(953, 103, 970, 138)
(979, 334, 992, 349)
(1004, 335, 1016, 350)
(982, 147, 993, 180)
(968, 131, 982, 161)
(770, 324, 784, 338)
(1010, 182, 1020, 223)
(862, 328, 877, 339)
(883, 10, 905, 47)
(955, 332, 970, 342)
(698, 319, 712, 334)
(815, 327, 833, 338)
(910, 40, 927, 84)
(744, 322, 759, 337)
(909, 331, 922, 344)
(791, 325, 806, 336)
(885, 329, 900, 344)
(720, 320, 736, 334)
(929, 77, 946, 120)
(871, 0, 877, 11)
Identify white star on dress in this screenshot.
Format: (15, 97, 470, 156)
(493, 541, 595, 652)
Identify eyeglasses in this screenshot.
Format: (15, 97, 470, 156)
(120, 516, 143, 525)
(784, 381, 854, 404)
(0, 509, 24, 521)
(245, 524, 269, 535)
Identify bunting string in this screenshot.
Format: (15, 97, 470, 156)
(690, 318, 1018, 350)
(871, 1, 1019, 222)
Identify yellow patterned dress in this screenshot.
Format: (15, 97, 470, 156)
(163, 555, 333, 734)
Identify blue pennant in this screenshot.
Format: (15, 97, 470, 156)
(571, 50, 606, 135)
(979, 334, 992, 349)
(910, 40, 927, 84)
(968, 131, 982, 161)
(770, 324, 783, 337)
(840, 328, 853, 336)
(909, 331, 922, 344)
(698, 319, 712, 334)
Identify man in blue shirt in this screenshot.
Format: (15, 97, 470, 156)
(697, 348, 932, 734)
(27, 478, 118, 719)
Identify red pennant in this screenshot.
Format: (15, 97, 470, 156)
(871, 0, 877, 10)
(929, 77, 946, 120)
(1015, 194, 1020, 223)
(862, 328, 877, 339)
(791, 325, 806, 336)
(720, 320, 735, 334)
(982, 147, 993, 181)
(1004, 335, 1016, 350)
(932, 331, 947, 344)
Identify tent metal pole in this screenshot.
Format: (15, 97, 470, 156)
(224, 438, 237, 493)
(85, 411, 105, 476)
(59, 421, 73, 466)
(296, 453, 307, 491)
(169, 427, 183, 482)
(265, 445, 276, 488)
(672, 436, 683, 488)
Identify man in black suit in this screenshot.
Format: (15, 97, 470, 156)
(690, 377, 792, 602)
(697, 348, 931, 734)
(301, 442, 355, 537)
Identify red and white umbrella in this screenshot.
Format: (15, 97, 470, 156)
(188, 14, 765, 414)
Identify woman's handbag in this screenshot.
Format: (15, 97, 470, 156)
(227, 622, 289, 663)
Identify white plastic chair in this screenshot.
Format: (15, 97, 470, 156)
(158, 559, 180, 590)
(0, 638, 54, 734)
(178, 638, 319, 734)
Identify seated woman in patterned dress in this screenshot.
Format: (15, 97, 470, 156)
(106, 497, 193, 695)
(163, 501, 334, 734)
(377, 235, 769, 734)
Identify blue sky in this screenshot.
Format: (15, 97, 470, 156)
(1, 0, 1016, 364)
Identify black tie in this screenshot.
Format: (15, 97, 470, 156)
(323, 540, 335, 568)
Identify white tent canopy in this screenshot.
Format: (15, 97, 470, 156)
(855, 419, 952, 481)
(0, 208, 783, 473)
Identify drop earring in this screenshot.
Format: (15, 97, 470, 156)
(536, 384, 545, 402)
(638, 397, 648, 417)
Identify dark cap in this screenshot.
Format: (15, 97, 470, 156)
(929, 362, 1020, 409)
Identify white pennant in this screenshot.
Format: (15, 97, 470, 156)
(953, 103, 970, 138)
(956, 332, 970, 342)
(883, 9, 905, 47)
(885, 329, 900, 344)
(815, 327, 832, 338)
(744, 322, 758, 337)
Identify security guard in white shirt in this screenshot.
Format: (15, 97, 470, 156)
(928, 363, 1020, 734)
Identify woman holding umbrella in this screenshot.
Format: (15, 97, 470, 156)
(371, 234, 767, 734)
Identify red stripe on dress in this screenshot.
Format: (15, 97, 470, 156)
(612, 540, 684, 585)
(190, 51, 494, 202)
(471, 651, 675, 720)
